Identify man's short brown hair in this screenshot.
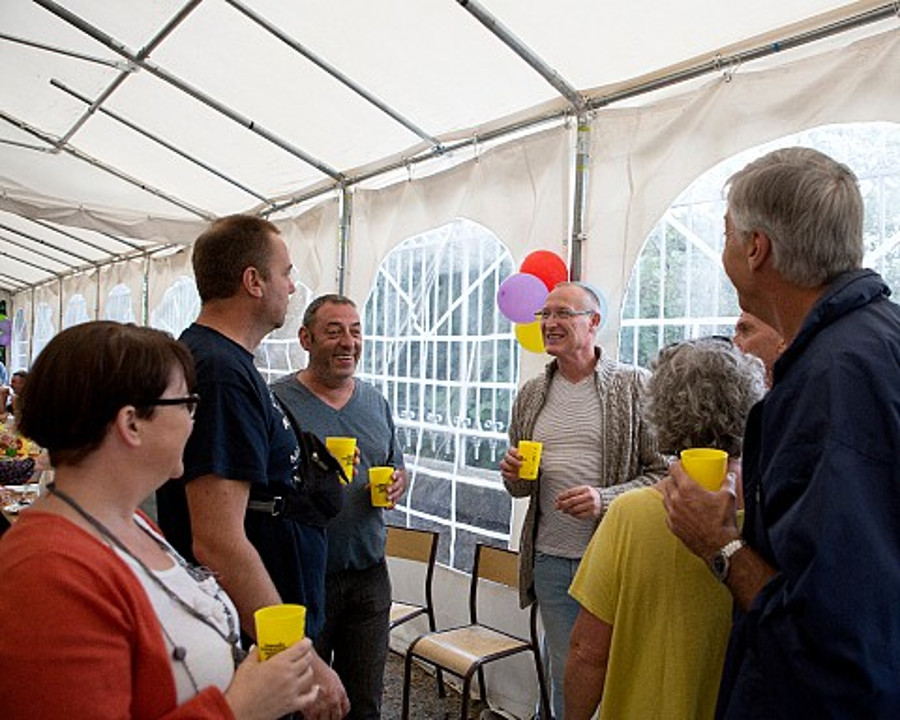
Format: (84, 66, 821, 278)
(192, 215, 280, 302)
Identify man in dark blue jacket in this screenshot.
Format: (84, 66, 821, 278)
(661, 147, 900, 718)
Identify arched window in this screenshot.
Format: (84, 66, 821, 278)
(31, 303, 55, 359)
(358, 218, 519, 570)
(63, 294, 91, 329)
(10, 309, 29, 372)
(149, 276, 201, 338)
(619, 122, 900, 367)
(105, 284, 136, 323)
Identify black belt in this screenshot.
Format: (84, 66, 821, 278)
(246, 492, 311, 519)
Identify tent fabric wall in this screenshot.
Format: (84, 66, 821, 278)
(348, 126, 571, 306)
(585, 25, 900, 350)
(277, 196, 341, 297)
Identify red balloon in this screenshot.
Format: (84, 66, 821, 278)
(520, 250, 568, 291)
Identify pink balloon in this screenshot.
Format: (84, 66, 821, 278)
(497, 273, 548, 324)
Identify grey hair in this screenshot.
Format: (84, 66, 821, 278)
(644, 337, 766, 457)
(553, 281, 600, 313)
(727, 147, 863, 288)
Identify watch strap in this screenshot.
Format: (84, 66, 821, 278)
(720, 538, 745, 560)
(711, 538, 746, 582)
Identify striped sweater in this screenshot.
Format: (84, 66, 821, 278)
(504, 347, 667, 607)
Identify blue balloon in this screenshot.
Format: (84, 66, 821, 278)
(497, 273, 548, 324)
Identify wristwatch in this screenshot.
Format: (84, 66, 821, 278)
(710, 538, 746, 583)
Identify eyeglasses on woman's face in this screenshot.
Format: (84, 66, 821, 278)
(141, 393, 200, 419)
(535, 308, 595, 321)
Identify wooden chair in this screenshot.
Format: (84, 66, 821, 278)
(401, 543, 551, 720)
(385, 524, 445, 696)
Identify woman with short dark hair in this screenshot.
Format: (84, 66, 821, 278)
(0, 321, 319, 720)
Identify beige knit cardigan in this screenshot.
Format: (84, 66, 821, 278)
(504, 347, 667, 607)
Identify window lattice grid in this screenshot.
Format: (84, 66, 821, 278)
(358, 219, 518, 571)
(149, 276, 201, 338)
(104, 284, 136, 324)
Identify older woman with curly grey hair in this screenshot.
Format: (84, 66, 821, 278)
(564, 337, 766, 720)
(644, 336, 767, 459)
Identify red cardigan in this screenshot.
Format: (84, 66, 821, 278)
(0, 510, 235, 719)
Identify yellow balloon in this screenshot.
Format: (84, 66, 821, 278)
(515, 321, 545, 353)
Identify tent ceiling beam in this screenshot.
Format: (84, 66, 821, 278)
(0, 222, 95, 265)
(457, 0, 586, 113)
(0, 31, 130, 70)
(224, 0, 443, 151)
(56, 0, 201, 148)
(51, 78, 276, 209)
(0, 246, 62, 276)
(35, 0, 345, 183)
(586, 1, 899, 109)
(0, 231, 85, 271)
(27, 216, 144, 255)
(0, 273, 27, 292)
(263, 109, 571, 217)
(0, 138, 54, 153)
(0, 109, 213, 219)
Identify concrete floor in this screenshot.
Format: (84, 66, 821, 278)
(380, 650, 493, 720)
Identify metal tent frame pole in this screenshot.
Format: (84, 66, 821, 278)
(34, 0, 344, 183)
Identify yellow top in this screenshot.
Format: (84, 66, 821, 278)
(570, 487, 733, 720)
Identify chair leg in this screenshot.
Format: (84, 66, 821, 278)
(427, 609, 446, 697)
(401, 648, 417, 720)
(460, 667, 476, 720)
(477, 665, 487, 704)
(532, 647, 553, 720)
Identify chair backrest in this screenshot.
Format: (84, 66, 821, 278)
(469, 543, 519, 624)
(386, 525, 439, 565)
(386, 525, 439, 610)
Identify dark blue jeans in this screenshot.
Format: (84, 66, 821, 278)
(315, 560, 392, 720)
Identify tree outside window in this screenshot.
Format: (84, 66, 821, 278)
(619, 122, 900, 367)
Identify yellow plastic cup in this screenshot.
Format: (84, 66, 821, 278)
(518, 440, 543, 480)
(254, 604, 306, 661)
(369, 466, 394, 507)
(326, 436, 356, 484)
(680, 448, 728, 491)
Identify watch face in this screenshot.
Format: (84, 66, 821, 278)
(712, 553, 729, 581)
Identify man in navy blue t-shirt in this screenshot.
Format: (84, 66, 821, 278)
(156, 215, 349, 718)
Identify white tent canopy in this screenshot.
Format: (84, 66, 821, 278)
(3, 5, 900, 715)
(2, 0, 898, 293)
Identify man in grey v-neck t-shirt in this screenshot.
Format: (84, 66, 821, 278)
(272, 294, 406, 720)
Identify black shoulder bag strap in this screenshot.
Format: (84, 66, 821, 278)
(265, 395, 347, 527)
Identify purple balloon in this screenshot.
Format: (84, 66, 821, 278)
(497, 273, 548, 324)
